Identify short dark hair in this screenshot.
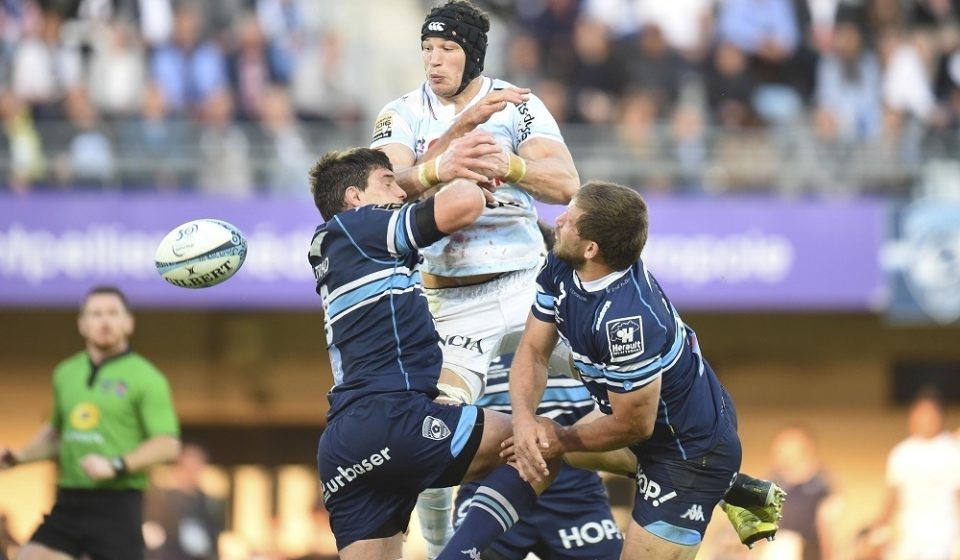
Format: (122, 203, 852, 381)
(309, 148, 393, 221)
(81, 285, 131, 314)
(574, 181, 648, 271)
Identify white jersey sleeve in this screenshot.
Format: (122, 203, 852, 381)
(370, 97, 418, 152)
(511, 91, 564, 151)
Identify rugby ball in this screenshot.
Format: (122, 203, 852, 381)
(155, 219, 247, 288)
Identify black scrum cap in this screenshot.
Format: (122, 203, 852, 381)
(421, 1, 490, 96)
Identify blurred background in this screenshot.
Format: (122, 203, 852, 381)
(0, 0, 959, 559)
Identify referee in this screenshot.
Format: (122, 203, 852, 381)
(0, 286, 181, 560)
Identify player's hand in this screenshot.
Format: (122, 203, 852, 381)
(80, 454, 116, 481)
(506, 414, 552, 483)
(436, 130, 504, 184)
(0, 447, 20, 470)
(458, 87, 531, 131)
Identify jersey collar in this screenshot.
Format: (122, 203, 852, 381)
(574, 268, 630, 293)
(87, 348, 133, 388)
(422, 76, 493, 120)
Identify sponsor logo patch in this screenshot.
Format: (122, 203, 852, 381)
(606, 316, 644, 359)
(422, 416, 452, 441)
(373, 112, 394, 142)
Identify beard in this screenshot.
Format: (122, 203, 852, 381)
(554, 238, 586, 270)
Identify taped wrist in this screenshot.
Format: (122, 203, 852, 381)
(419, 156, 443, 190)
(504, 153, 527, 183)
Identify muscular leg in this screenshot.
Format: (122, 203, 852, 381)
(620, 520, 699, 560)
(16, 543, 74, 560)
(337, 534, 404, 560)
(419, 368, 482, 558)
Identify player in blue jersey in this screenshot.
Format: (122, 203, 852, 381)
(308, 148, 560, 560)
(452, 223, 622, 560)
(371, 2, 580, 553)
(473, 181, 778, 559)
(454, 350, 623, 560)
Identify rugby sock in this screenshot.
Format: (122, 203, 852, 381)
(417, 487, 455, 559)
(724, 473, 774, 507)
(436, 465, 537, 559)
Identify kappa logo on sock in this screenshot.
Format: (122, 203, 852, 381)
(422, 416, 452, 441)
(460, 548, 481, 559)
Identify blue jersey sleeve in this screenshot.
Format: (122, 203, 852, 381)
(333, 202, 438, 259)
(531, 255, 561, 322)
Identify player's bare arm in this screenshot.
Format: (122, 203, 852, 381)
(510, 137, 579, 204)
(81, 434, 181, 481)
(0, 423, 59, 469)
(556, 376, 662, 454)
(432, 178, 496, 233)
(507, 313, 559, 482)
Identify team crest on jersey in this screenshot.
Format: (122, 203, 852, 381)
(373, 112, 394, 141)
(606, 316, 644, 359)
(422, 416, 451, 441)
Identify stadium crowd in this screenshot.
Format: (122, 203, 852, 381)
(0, 0, 958, 195)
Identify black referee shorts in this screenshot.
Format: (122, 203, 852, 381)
(30, 488, 144, 560)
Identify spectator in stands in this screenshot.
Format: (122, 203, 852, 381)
(502, 32, 542, 89)
(228, 15, 288, 121)
(150, 1, 227, 117)
(880, 28, 937, 124)
(259, 86, 311, 195)
(1, 90, 46, 192)
(624, 24, 683, 117)
(289, 29, 363, 124)
(88, 21, 146, 118)
(870, 388, 960, 560)
(58, 90, 115, 189)
(704, 42, 759, 128)
(10, 2, 81, 118)
(815, 20, 883, 143)
(567, 17, 627, 123)
(197, 90, 252, 196)
(717, 0, 806, 124)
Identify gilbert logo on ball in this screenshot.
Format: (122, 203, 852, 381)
(155, 219, 247, 288)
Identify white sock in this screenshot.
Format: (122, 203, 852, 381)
(417, 486, 455, 559)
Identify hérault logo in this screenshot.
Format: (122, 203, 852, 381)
(606, 316, 644, 359)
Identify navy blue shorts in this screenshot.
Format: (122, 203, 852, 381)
(318, 392, 483, 550)
(629, 420, 742, 546)
(455, 464, 622, 560)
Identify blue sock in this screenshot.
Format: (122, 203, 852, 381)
(436, 465, 538, 559)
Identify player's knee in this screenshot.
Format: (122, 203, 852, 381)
(436, 366, 484, 404)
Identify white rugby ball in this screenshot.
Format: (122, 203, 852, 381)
(155, 219, 247, 289)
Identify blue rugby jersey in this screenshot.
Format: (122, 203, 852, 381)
(308, 203, 443, 420)
(371, 77, 564, 276)
(531, 254, 730, 460)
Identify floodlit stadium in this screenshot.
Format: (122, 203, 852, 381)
(1, 0, 959, 559)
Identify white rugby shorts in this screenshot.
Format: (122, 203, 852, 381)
(424, 267, 539, 400)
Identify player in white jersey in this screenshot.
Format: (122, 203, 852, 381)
(371, 1, 579, 555)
